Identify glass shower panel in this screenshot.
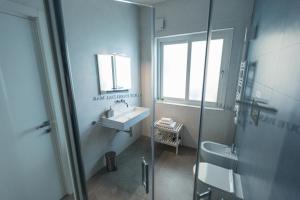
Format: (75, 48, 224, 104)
(235, 0, 300, 199)
(153, 0, 210, 200)
(59, 1, 154, 200)
(194, 0, 255, 199)
(197, 0, 300, 200)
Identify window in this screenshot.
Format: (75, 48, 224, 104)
(162, 43, 188, 99)
(158, 29, 233, 107)
(189, 39, 224, 102)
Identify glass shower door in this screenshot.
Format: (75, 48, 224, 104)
(54, 0, 155, 200)
(233, 0, 300, 199)
(196, 0, 300, 199)
(193, 0, 255, 199)
(152, 0, 211, 199)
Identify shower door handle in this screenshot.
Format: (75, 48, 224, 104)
(197, 188, 211, 200)
(142, 157, 149, 194)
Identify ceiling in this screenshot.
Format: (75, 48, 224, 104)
(115, 0, 168, 6)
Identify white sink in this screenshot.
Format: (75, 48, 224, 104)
(201, 141, 238, 171)
(100, 107, 150, 130)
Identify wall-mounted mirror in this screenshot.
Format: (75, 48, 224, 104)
(97, 54, 131, 93)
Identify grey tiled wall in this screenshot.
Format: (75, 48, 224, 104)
(235, 0, 300, 199)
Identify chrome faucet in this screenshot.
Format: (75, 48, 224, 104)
(115, 99, 128, 107)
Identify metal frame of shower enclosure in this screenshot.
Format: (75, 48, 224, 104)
(46, 0, 88, 199)
(193, 0, 214, 199)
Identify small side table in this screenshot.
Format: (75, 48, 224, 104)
(154, 120, 184, 155)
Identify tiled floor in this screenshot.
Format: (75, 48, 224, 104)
(154, 142, 196, 200)
(86, 136, 196, 200)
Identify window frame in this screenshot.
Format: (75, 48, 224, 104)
(157, 29, 233, 108)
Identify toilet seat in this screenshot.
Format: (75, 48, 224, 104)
(193, 162, 244, 199)
(193, 162, 234, 193)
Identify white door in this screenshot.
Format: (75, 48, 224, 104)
(0, 3, 65, 200)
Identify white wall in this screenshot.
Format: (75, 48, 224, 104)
(156, 103, 235, 146)
(61, 0, 142, 179)
(141, 0, 254, 147)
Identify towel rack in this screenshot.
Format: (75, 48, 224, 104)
(236, 99, 277, 113)
(236, 99, 277, 126)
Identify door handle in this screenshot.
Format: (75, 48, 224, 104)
(197, 188, 211, 200)
(142, 157, 149, 194)
(43, 128, 51, 134)
(36, 120, 50, 130)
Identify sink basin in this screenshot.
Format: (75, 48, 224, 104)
(201, 141, 238, 171)
(100, 107, 150, 130)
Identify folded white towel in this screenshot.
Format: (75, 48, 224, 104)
(160, 117, 173, 123)
(159, 121, 172, 125)
(157, 121, 176, 129)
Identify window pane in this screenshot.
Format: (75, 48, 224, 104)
(115, 55, 131, 90)
(162, 43, 188, 99)
(189, 41, 206, 101)
(189, 39, 224, 102)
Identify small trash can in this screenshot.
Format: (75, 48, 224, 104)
(105, 151, 117, 172)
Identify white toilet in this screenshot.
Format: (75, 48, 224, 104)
(193, 162, 243, 200)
